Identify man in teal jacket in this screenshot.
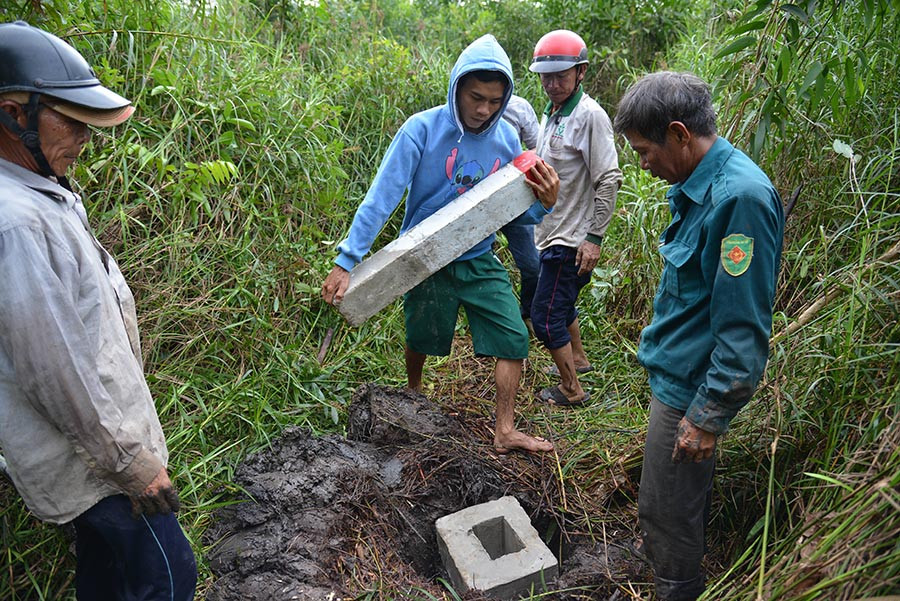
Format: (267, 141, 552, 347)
(322, 35, 559, 454)
(614, 71, 784, 600)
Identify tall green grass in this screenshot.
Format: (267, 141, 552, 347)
(0, 0, 897, 599)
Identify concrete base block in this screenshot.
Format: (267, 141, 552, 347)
(435, 495, 558, 599)
(338, 152, 540, 326)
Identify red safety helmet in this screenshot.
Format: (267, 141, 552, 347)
(529, 30, 588, 73)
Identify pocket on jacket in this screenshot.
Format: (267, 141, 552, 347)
(659, 239, 704, 303)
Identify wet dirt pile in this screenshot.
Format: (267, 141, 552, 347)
(203, 384, 648, 600)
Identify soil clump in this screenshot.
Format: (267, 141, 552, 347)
(204, 384, 647, 600)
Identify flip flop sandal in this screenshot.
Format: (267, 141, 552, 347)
(538, 385, 590, 407)
(544, 364, 595, 377)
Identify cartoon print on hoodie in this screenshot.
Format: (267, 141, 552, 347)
(445, 147, 502, 195)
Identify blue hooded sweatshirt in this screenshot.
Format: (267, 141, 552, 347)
(335, 34, 550, 272)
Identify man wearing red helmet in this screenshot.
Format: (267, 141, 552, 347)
(529, 30, 622, 407)
(0, 21, 196, 600)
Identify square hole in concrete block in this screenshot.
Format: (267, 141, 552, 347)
(472, 515, 525, 560)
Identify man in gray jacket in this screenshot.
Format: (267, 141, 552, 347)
(0, 21, 196, 600)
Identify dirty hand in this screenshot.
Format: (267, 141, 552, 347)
(525, 160, 560, 211)
(130, 467, 181, 517)
(321, 265, 350, 306)
(575, 240, 602, 276)
(671, 417, 717, 463)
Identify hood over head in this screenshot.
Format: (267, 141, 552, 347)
(447, 34, 514, 137)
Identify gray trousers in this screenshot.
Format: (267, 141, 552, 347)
(638, 396, 715, 601)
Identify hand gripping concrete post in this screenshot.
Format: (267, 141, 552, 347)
(337, 151, 542, 326)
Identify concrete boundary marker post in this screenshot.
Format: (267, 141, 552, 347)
(338, 152, 541, 326)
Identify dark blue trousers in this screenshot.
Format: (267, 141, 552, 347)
(531, 245, 591, 350)
(499, 222, 540, 319)
(72, 494, 197, 601)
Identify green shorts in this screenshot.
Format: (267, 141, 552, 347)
(404, 252, 529, 359)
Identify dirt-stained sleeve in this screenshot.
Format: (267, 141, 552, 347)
(581, 106, 622, 239)
(0, 225, 163, 497)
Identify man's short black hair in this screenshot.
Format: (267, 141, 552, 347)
(459, 69, 509, 92)
(614, 71, 717, 144)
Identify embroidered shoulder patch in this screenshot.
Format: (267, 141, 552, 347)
(721, 233, 753, 276)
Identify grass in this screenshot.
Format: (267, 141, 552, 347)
(1, 0, 899, 599)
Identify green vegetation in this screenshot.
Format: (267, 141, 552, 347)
(0, 0, 897, 599)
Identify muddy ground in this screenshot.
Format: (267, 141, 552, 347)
(203, 384, 649, 600)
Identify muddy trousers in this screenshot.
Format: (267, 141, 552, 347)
(638, 396, 714, 601)
(73, 494, 197, 601)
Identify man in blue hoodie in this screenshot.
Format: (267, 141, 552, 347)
(322, 35, 559, 454)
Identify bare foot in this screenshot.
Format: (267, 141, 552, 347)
(494, 430, 554, 454)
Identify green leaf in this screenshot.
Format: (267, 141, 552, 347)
(832, 139, 854, 159)
(744, 0, 774, 21)
(227, 117, 256, 132)
(862, 0, 875, 28)
(843, 57, 858, 106)
(752, 116, 770, 159)
(805, 0, 819, 20)
(150, 84, 176, 96)
(803, 471, 853, 492)
(797, 60, 824, 98)
(217, 131, 236, 146)
(776, 46, 794, 84)
(714, 36, 757, 60)
(728, 19, 767, 36)
(781, 3, 809, 23)
(810, 68, 827, 114)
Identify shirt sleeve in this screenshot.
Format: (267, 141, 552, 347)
(508, 198, 553, 226)
(335, 127, 422, 271)
(685, 191, 783, 434)
(0, 226, 163, 495)
(580, 109, 622, 239)
(520, 102, 540, 150)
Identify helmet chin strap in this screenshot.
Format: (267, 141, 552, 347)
(560, 66, 586, 108)
(0, 93, 71, 191)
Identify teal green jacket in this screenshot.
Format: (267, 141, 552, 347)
(637, 137, 784, 435)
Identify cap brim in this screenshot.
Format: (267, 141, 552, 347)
(530, 60, 579, 73)
(46, 83, 132, 113)
(46, 100, 134, 127)
(1, 91, 134, 127)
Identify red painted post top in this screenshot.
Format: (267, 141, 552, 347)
(513, 150, 541, 197)
(513, 150, 539, 174)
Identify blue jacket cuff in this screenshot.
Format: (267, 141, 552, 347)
(334, 254, 356, 272)
(685, 394, 734, 436)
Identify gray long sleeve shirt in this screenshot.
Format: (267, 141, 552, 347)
(502, 94, 540, 149)
(535, 88, 622, 251)
(0, 159, 167, 523)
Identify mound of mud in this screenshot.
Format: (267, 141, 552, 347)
(204, 384, 646, 600)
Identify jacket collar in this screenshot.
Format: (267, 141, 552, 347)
(0, 157, 77, 208)
(667, 136, 734, 206)
(543, 85, 584, 118)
